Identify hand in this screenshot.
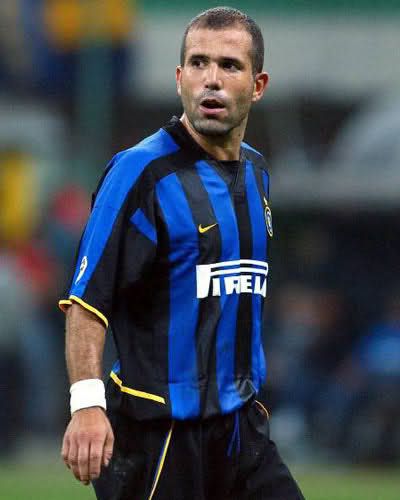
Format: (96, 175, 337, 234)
(61, 407, 114, 485)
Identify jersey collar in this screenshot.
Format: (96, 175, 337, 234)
(163, 116, 245, 164)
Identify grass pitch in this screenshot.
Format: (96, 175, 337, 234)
(296, 467, 400, 500)
(0, 461, 398, 499)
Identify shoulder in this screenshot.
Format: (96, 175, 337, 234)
(112, 128, 180, 178)
(92, 128, 181, 208)
(99, 129, 181, 192)
(241, 141, 269, 172)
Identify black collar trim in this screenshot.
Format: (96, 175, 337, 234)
(163, 116, 245, 164)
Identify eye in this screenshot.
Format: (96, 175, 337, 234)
(190, 58, 205, 69)
(222, 60, 239, 71)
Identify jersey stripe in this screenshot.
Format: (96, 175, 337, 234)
(231, 163, 253, 398)
(195, 160, 242, 413)
(69, 129, 179, 299)
(261, 168, 270, 383)
(176, 167, 222, 416)
(245, 162, 268, 390)
(130, 208, 157, 244)
(156, 173, 200, 419)
(254, 165, 270, 384)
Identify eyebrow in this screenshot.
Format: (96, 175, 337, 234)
(187, 54, 208, 62)
(220, 56, 244, 68)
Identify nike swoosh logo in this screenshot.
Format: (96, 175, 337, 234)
(198, 223, 218, 234)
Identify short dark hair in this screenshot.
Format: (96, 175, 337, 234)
(180, 6, 264, 75)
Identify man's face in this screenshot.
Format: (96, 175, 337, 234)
(176, 26, 265, 138)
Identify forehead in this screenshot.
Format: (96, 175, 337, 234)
(184, 27, 252, 63)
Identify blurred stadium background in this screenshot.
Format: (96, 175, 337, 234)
(0, 1, 399, 499)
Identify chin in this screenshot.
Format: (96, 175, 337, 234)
(193, 118, 231, 137)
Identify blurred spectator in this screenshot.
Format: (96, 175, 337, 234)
(45, 184, 90, 269)
(266, 283, 349, 458)
(0, 252, 32, 456)
(286, 227, 337, 287)
(0, 0, 137, 99)
(0, 144, 67, 445)
(316, 291, 400, 462)
(0, 148, 39, 247)
(28, 0, 136, 99)
(15, 238, 65, 437)
(0, 2, 30, 91)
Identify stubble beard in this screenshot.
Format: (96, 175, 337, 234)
(191, 116, 235, 137)
(188, 102, 251, 139)
(184, 91, 252, 139)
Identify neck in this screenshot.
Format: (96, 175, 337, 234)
(180, 114, 246, 161)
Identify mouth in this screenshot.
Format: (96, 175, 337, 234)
(199, 97, 226, 116)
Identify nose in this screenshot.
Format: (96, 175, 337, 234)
(204, 63, 222, 90)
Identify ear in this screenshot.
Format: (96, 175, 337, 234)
(252, 72, 269, 103)
(176, 66, 182, 97)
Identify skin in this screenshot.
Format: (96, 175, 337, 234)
(176, 26, 269, 160)
(61, 304, 114, 485)
(62, 24, 269, 486)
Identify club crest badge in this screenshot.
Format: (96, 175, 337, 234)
(263, 197, 273, 238)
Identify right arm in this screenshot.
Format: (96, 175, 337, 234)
(61, 304, 114, 485)
(59, 151, 158, 484)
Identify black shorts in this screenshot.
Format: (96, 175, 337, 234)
(93, 399, 305, 500)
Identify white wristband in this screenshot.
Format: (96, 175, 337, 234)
(70, 378, 107, 415)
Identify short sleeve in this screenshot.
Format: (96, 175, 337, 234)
(59, 154, 158, 327)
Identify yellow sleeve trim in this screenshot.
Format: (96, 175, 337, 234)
(255, 399, 270, 419)
(58, 295, 109, 328)
(58, 299, 73, 312)
(110, 371, 166, 405)
(148, 421, 174, 500)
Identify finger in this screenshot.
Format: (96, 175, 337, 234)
(78, 441, 90, 485)
(61, 435, 70, 469)
(102, 429, 114, 467)
(68, 440, 81, 482)
(89, 439, 104, 481)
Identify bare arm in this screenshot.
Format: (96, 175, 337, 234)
(66, 303, 105, 383)
(61, 304, 114, 485)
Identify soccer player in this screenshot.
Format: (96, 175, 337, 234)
(60, 7, 305, 500)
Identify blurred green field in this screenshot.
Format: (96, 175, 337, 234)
(0, 462, 399, 500)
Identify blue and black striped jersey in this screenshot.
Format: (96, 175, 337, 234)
(60, 117, 272, 421)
